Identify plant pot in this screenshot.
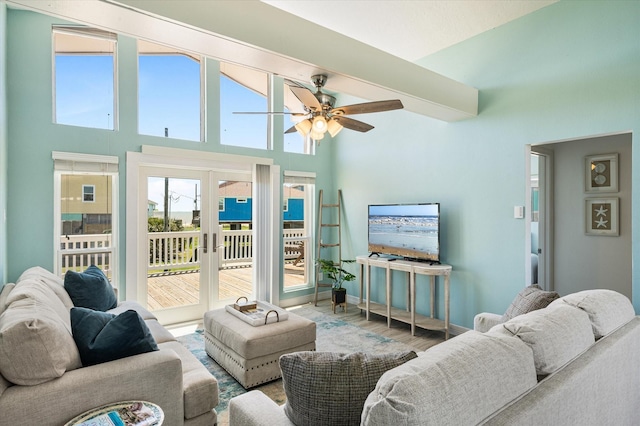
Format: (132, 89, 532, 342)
(332, 288, 347, 305)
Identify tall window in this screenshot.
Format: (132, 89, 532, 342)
(282, 172, 315, 291)
(53, 27, 116, 130)
(54, 153, 118, 284)
(138, 40, 203, 141)
(220, 62, 269, 149)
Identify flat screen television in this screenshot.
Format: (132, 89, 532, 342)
(368, 203, 440, 263)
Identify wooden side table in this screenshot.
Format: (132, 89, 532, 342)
(65, 401, 164, 426)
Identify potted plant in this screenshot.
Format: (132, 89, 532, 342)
(317, 258, 356, 307)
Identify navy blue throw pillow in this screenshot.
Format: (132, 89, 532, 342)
(70, 307, 159, 366)
(64, 265, 117, 311)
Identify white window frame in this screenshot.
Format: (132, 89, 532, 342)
(53, 152, 119, 288)
(52, 26, 118, 130)
(137, 40, 205, 142)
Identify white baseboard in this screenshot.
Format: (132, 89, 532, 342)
(279, 290, 331, 309)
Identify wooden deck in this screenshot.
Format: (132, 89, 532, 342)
(147, 262, 307, 311)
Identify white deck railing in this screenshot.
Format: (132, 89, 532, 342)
(60, 228, 308, 275)
(60, 234, 114, 276)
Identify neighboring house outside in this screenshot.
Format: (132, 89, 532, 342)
(60, 175, 112, 235)
(218, 181, 304, 229)
(147, 200, 157, 218)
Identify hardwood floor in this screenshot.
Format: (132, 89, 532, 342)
(292, 299, 446, 352)
(147, 262, 307, 311)
(156, 265, 447, 351)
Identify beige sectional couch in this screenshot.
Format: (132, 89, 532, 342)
(0, 267, 219, 426)
(229, 289, 640, 425)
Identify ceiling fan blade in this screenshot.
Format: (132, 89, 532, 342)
(331, 99, 404, 116)
(290, 86, 321, 110)
(284, 125, 298, 134)
(284, 78, 306, 88)
(333, 116, 374, 132)
(233, 111, 307, 116)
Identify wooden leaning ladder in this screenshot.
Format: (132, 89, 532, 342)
(314, 189, 342, 306)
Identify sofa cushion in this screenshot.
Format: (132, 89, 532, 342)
(108, 300, 157, 321)
(490, 304, 595, 376)
(361, 331, 537, 426)
(64, 265, 117, 311)
(549, 289, 636, 339)
(159, 341, 220, 419)
(280, 351, 417, 426)
(501, 284, 559, 322)
(71, 307, 158, 366)
(0, 294, 82, 385)
(0, 283, 15, 316)
(8, 279, 72, 330)
(17, 266, 74, 309)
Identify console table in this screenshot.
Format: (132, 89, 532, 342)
(356, 255, 453, 339)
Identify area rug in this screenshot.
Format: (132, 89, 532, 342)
(176, 305, 416, 424)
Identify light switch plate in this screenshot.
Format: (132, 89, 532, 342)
(514, 206, 525, 219)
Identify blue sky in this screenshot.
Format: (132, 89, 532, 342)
(55, 55, 114, 129)
(56, 52, 301, 151)
(369, 203, 439, 217)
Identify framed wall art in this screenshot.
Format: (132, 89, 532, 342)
(585, 153, 618, 193)
(585, 197, 618, 236)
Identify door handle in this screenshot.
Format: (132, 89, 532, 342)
(203, 233, 208, 254)
(212, 233, 217, 253)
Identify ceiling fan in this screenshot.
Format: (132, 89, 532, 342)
(235, 74, 404, 142)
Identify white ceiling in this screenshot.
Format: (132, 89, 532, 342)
(264, 0, 557, 62)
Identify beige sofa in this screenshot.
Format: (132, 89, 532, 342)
(229, 289, 640, 425)
(0, 266, 218, 426)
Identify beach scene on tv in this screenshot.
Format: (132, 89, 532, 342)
(368, 203, 439, 261)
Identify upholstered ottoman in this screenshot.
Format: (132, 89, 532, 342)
(203, 307, 316, 389)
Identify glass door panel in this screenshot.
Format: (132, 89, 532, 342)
(216, 178, 254, 304)
(143, 168, 210, 325)
(283, 182, 312, 290)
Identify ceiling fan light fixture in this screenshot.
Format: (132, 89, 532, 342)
(327, 119, 343, 137)
(310, 129, 325, 141)
(312, 115, 328, 133)
(294, 119, 312, 137)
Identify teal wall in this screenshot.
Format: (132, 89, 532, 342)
(336, 1, 640, 328)
(3, 2, 640, 328)
(0, 4, 7, 287)
(3, 9, 333, 301)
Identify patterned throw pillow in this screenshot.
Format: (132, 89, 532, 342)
(280, 351, 417, 426)
(501, 284, 559, 322)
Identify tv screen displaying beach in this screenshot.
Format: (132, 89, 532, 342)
(368, 204, 439, 261)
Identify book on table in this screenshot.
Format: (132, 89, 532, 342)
(77, 402, 157, 426)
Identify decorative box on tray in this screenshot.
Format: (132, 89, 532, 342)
(226, 298, 289, 326)
(233, 297, 257, 312)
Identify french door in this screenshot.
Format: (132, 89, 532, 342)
(139, 166, 254, 325)
(142, 167, 211, 324)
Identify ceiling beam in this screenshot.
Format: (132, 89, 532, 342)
(7, 0, 478, 122)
